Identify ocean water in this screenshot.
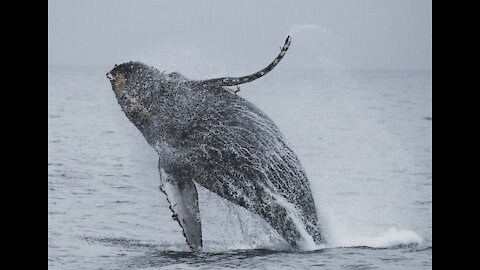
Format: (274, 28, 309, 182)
(48, 66, 432, 269)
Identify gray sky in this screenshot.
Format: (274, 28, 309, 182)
(48, 0, 432, 71)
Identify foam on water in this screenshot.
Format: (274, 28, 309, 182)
(354, 227, 423, 248)
(322, 210, 424, 248)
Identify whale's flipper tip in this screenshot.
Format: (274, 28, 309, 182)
(286, 35, 292, 45)
(192, 35, 292, 89)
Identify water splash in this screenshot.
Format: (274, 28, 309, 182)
(282, 24, 427, 251)
(285, 24, 345, 72)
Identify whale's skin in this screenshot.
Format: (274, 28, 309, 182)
(107, 37, 324, 251)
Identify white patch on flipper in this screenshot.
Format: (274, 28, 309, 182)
(159, 168, 202, 251)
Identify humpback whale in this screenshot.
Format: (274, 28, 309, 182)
(107, 36, 324, 251)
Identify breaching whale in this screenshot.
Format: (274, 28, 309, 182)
(107, 36, 324, 251)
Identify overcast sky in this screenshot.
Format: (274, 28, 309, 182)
(48, 0, 432, 71)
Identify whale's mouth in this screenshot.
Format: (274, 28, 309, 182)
(106, 72, 115, 81)
(108, 73, 127, 97)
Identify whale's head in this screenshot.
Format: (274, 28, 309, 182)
(106, 62, 188, 101)
(107, 62, 154, 99)
(106, 61, 193, 136)
(106, 61, 166, 129)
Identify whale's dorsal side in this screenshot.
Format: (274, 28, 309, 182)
(192, 36, 292, 88)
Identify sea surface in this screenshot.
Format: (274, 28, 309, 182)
(48, 66, 432, 269)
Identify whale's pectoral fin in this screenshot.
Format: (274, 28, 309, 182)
(159, 167, 202, 251)
(191, 35, 292, 88)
